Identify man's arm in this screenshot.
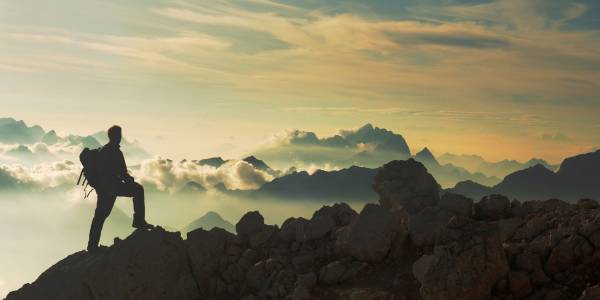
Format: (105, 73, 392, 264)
(118, 150, 134, 183)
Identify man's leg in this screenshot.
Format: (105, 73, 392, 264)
(87, 191, 116, 251)
(116, 182, 153, 229)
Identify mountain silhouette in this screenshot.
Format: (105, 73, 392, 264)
(194, 157, 227, 168)
(438, 152, 558, 178)
(181, 211, 235, 233)
(449, 150, 600, 201)
(341, 123, 411, 154)
(242, 156, 271, 171)
(414, 147, 437, 165)
(0, 118, 45, 144)
(412, 147, 499, 187)
(250, 165, 378, 202)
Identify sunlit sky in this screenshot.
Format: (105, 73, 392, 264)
(1, 0, 599, 163)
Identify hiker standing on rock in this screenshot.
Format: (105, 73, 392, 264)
(82, 125, 154, 251)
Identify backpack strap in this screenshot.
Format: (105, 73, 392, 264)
(76, 170, 84, 185)
(85, 188, 95, 199)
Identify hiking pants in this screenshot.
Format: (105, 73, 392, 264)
(87, 181, 145, 249)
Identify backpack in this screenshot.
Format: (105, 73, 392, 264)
(77, 147, 102, 198)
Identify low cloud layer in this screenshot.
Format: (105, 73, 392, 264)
(0, 160, 80, 190)
(136, 158, 274, 192)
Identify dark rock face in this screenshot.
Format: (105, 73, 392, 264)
(335, 203, 408, 262)
(439, 193, 473, 217)
(474, 194, 511, 220)
(416, 223, 510, 300)
(373, 159, 440, 214)
(6, 228, 200, 300)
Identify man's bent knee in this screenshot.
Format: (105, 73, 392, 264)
(135, 183, 144, 196)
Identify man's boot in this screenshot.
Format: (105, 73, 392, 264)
(133, 213, 154, 230)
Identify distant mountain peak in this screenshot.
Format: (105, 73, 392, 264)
(196, 157, 226, 168)
(242, 156, 270, 171)
(182, 211, 234, 233)
(415, 147, 438, 165)
(358, 123, 374, 131)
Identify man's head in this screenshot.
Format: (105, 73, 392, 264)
(107, 125, 122, 145)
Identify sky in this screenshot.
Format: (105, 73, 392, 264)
(1, 0, 599, 163)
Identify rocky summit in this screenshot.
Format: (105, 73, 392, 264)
(6, 160, 600, 300)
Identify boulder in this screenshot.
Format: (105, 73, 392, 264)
(493, 217, 524, 242)
(249, 225, 277, 248)
(278, 217, 300, 243)
(545, 235, 591, 274)
(335, 204, 408, 262)
(577, 199, 600, 210)
(474, 194, 511, 221)
(508, 271, 532, 299)
(582, 284, 600, 300)
(412, 255, 437, 284)
(313, 203, 358, 227)
(296, 215, 335, 242)
(439, 193, 473, 217)
(409, 207, 454, 248)
(373, 159, 440, 214)
(236, 211, 267, 242)
(417, 223, 509, 300)
(319, 261, 347, 285)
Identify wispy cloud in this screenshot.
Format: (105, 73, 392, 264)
(0, 0, 598, 162)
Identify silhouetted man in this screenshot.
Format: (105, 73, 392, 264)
(87, 125, 153, 251)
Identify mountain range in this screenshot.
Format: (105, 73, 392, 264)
(411, 147, 499, 187)
(0, 117, 149, 165)
(449, 150, 600, 202)
(0, 117, 595, 201)
(438, 152, 558, 179)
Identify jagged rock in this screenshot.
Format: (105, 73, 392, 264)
(508, 271, 532, 298)
(577, 199, 600, 210)
(296, 214, 335, 242)
(246, 261, 268, 290)
(408, 206, 454, 248)
(545, 234, 592, 275)
(493, 217, 524, 242)
(474, 194, 511, 221)
(319, 261, 347, 285)
(418, 223, 509, 300)
(292, 254, 315, 274)
(412, 255, 437, 284)
(291, 286, 311, 300)
(581, 284, 600, 299)
(373, 159, 440, 214)
(512, 214, 549, 241)
(6, 228, 200, 300)
(236, 211, 267, 242)
(439, 193, 473, 217)
(313, 203, 358, 227)
(296, 272, 317, 289)
(279, 217, 301, 243)
(249, 225, 277, 248)
(335, 203, 408, 262)
(186, 227, 238, 296)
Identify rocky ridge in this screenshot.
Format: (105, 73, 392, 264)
(6, 159, 600, 300)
